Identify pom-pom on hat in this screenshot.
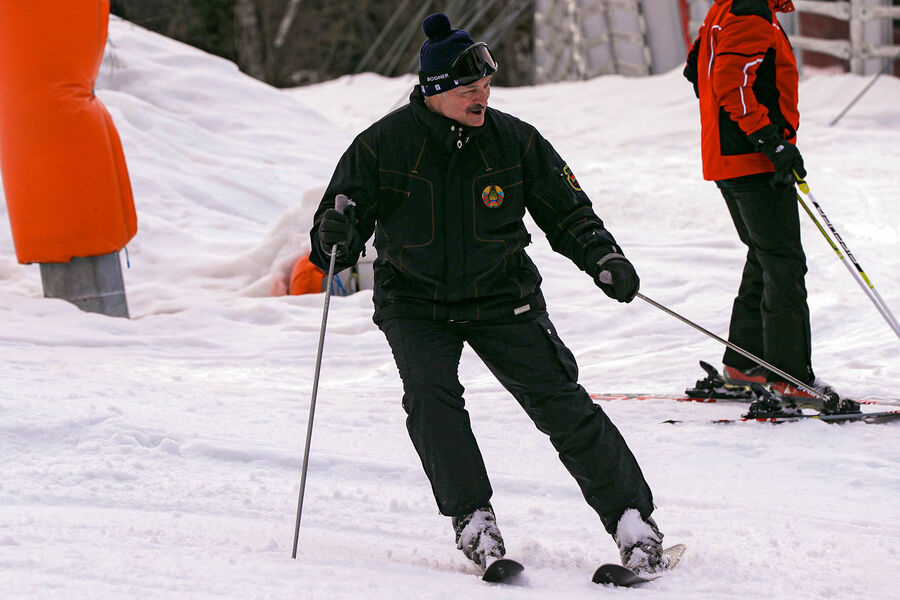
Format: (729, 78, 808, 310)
(418, 13, 497, 96)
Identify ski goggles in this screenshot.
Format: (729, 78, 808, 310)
(450, 42, 498, 85)
(419, 42, 498, 95)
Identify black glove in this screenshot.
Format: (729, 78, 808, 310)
(593, 256, 640, 303)
(749, 124, 806, 186)
(683, 39, 700, 99)
(318, 207, 356, 258)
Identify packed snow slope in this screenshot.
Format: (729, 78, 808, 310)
(1, 16, 898, 600)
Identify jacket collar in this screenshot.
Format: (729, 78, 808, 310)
(409, 87, 486, 154)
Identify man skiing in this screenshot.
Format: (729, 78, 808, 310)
(683, 0, 843, 403)
(309, 12, 673, 576)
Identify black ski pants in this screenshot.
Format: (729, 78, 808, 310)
(717, 173, 814, 383)
(377, 310, 654, 535)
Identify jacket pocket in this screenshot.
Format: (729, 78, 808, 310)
(536, 313, 579, 382)
(378, 171, 436, 249)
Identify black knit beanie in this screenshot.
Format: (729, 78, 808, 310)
(418, 13, 476, 96)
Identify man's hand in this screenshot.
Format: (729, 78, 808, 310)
(750, 124, 806, 186)
(593, 257, 640, 303)
(318, 208, 355, 257)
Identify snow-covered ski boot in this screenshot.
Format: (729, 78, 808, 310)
(452, 504, 505, 571)
(744, 383, 802, 418)
(613, 509, 669, 577)
(685, 361, 754, 399)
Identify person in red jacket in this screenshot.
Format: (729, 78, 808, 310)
(683, 0, 836, 401)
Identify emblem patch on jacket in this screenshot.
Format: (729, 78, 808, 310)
(482, 185, 504, 208)
(562, 164, 581, 191)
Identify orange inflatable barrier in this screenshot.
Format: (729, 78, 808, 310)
(289, 254, 327, 295)
(0, 0, 137, 264)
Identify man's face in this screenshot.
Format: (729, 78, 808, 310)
(425, 76, 492, 127)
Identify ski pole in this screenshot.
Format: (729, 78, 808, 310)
(795, 193, 900, 336)
(829, 52, 899, 127)
(291, 194, 355, 559)
(793, 172, 900, 340)
(636, 293, 831, 401)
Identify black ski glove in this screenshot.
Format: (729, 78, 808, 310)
(749, 123, 806, 186)
(593, 256, 640, 303)
(318, 207, 356, 258)
(683, 39, 700, 99)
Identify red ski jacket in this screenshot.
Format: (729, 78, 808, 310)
(684, 0, 800, 181)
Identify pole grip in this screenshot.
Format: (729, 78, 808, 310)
(335, 193, 354, 214)
(793, 170, 809, 194)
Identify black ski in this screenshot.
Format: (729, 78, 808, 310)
(664, 409, 900, 425)
(482, 558, 524, 583)
(593, 544, 686, 587)
(589, 391, 890, 408)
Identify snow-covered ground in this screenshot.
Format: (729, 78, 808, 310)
(1, 16, 898, 599)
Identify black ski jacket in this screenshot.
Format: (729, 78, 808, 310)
(310, 88, 624, 323)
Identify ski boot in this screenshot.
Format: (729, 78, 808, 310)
(722, 364, 768, 386)
(685, 361, 754, 399)
(614, 509, 669, 576)
(452, 504, 505, 570)
(768, 379, 861, 415)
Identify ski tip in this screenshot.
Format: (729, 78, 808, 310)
(592, 563, 650, 587)
(592, 544, 686, 587)
(663, 543, 687, 569)
(482, 557, 524, 583)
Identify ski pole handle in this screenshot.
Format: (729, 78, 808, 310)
(793, 170, 810, 194)
(334, 193, 354, 215)
(325, 194, 357, 258)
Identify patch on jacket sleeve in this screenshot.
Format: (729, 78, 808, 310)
(482, 185, 504, 208)
(562, 164, 582, 191)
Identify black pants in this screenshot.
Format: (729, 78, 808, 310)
(378, 311, 654, 534)
(717, 174, 814, 383)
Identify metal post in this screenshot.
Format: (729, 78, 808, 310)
(39, 251, 129, 318)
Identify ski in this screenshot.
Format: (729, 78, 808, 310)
(664, 409, 900, 425)
(589, 392, 889, 408)
(481, 557, 524, 583)
(592, 544, 686, 587)
(590, 359, 896, 409)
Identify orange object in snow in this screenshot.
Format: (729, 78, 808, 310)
(289, 254, 326, 295)
(0, 0, 137, 264)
